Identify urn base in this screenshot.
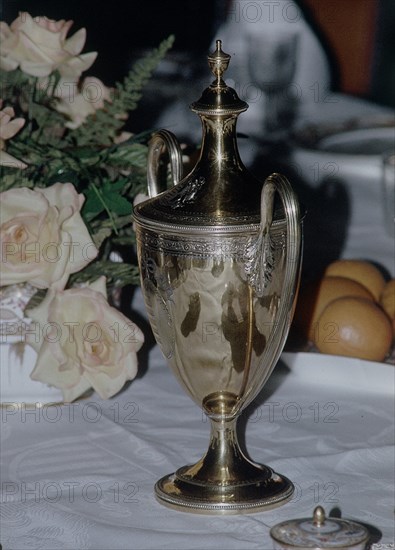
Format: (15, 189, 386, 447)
(155, 465, 294, 514)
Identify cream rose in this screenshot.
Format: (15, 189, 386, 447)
(0, 13, 97, 78)
(54, 76, 112, 129)
(27, 277, 144, 401)
(0, 99, 27, 168)
(0, 183, 98, 289)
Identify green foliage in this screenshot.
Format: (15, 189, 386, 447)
(70, 35, 175, 147)
(68, 260, 141, 288)
(1, 36, 175, 291)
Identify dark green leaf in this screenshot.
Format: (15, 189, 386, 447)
(102, 191, 132, 215)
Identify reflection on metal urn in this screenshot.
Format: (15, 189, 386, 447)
(133, 40, 302, 513)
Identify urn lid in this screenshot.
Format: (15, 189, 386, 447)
(190, 39, 248, 116)
(269, 506, 369, 549)
(134, 40, 286, 231)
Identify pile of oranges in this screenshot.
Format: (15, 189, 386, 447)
(292, 259, 394, 362)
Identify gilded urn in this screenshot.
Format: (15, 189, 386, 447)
(133, 40, 302, 513)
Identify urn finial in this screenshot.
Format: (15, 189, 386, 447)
(207, 39, 231, 86)
(191, 39, 248, 115)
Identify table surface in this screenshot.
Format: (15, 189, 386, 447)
(1, 91, 395, 549)
(2, 287, 395, 550)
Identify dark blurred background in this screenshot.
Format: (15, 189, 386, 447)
(2, 0, 393, 283)
(2, 0, 394, 108)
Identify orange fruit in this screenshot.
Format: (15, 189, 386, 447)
(380, 279, 395, 318)
(314, 296, 392, 362)
(324, 260, 386, 301)
(293, 276, 374, 342)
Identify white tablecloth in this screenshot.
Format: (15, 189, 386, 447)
(1, 287, 394, 550)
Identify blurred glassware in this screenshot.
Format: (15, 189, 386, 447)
(247, 32, 299, 139)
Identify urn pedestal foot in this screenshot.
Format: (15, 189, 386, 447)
(155, 466, 294, 514)
(154, 413, 294, 514)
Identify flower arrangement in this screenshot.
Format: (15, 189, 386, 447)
(0, 12, 174, 401)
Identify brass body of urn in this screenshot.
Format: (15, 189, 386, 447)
(133, 41, 302, 514)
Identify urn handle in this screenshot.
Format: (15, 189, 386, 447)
(147, 129, 183, 197)
(262, 172, 301, 270)
(263, 173, 301, 293)
(247, 172, 301, 297)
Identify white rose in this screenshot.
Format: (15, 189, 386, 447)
(0, 183, 98, 289)
(54, 77, 112, 129)
(0, 99, 27, 168)
(0, 13, 97, 78)
(27, 277, 144, 401)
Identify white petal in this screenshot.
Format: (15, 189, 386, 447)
(19, 60, 54, 77)
(0, 149, 27, 169)
(61, 376, 92, 403)
(0, 116, 25, 140)
(59, 51, 97, 78)
(88, 277, 107, 298)
(30, 341, 81, 388)
(84, 368, 128, 400)
(64, 28, 86, 56)
(0, 57, 19, 71)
